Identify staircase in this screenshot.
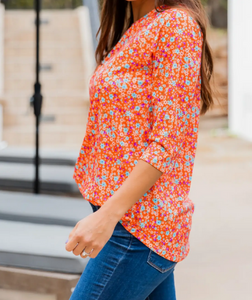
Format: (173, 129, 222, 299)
(3, 9, 90, 150)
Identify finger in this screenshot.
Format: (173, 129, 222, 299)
(79, 245, 94, 258)
(68, 222, 79, 239)
(65, 235, 80, 252)
(72, 241, 86, 256)
(64, 225, 79, 251)
(89, 247, 100, 259)
(79, 245, 95, 259)
(83, 245, 94, 255)
(80, 252, 89, 259)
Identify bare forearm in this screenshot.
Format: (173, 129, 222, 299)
(99, 159, 163, 222)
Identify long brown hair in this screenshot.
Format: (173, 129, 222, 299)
(95, 0, 214, 116)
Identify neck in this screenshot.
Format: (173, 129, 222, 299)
(130, 0, 156, 23)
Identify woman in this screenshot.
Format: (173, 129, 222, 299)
(66, 0, 213, 299)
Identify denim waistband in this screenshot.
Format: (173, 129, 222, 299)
(89, 202, 101, 213)
(88, 201, 132, 236)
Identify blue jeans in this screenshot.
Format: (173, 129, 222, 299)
(69, 203, 178, 300)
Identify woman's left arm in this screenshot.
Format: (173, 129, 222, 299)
(65, 160, 162, 258)
(101, 159, 163, 220)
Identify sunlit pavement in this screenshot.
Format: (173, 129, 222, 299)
(176, 116, 252, 300)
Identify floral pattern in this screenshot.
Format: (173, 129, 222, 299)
(73, 5, 203, 262)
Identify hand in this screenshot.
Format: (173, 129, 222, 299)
(65, 207, 119, 259)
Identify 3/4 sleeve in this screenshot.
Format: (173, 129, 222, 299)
(139, 9, 203, 173)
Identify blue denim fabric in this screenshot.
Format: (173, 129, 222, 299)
(69, 202, 178, 300)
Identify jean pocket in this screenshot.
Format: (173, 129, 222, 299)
(147, 249, 178, 273)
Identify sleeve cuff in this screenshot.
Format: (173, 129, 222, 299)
(139, 141, 173, 174)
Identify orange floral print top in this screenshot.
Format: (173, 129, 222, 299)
(73, 5, 203, 262)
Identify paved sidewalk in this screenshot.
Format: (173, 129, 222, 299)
(0, 289, 55, 300)
(176, 116, 252, 300)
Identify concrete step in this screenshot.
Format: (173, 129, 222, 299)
(0, 266, 79, 300)
(4, 90, 89, 98)
(4, 115, 88, 127)
(4, 112, 88, 129)
(0, 190, 91, 226)
(0, 288, 58, 300)
(5, 47, 83, 59)
(5, 32, 81, 41)
(5, 72, 85, 82)
(5, 105, 88, 114)
(3, 135, 85, 149)
(5, 10, 79, 29)
(0, 220, 87, 273)
(3, 9, 91, 149)
(5, 40, 82, 48)
(3, 123, 88, 134)
(4, 95, 89, 107)
(3, 125, 86, 149)
(0, 162, 79, 194)
(0, 147, 78, 165)
(5, 61, 85, 73)
(5, 78, 86, 91)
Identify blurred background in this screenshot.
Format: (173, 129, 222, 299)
(0, 0, 251, 300)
